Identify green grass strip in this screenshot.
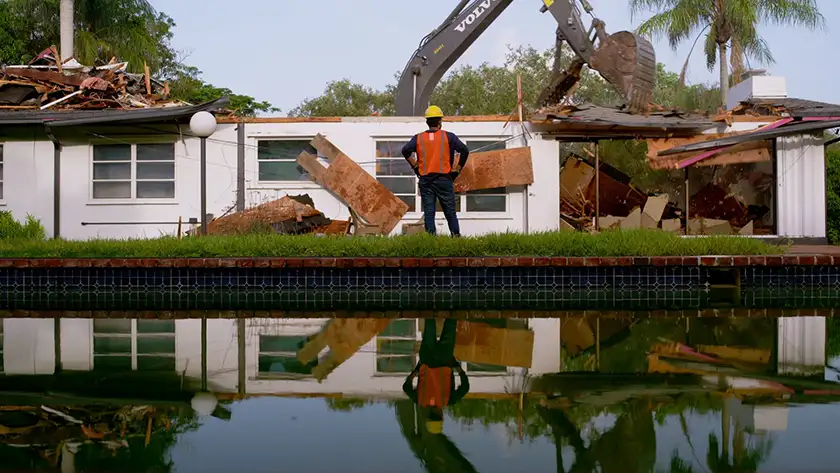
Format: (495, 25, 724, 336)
(0, 230, 783, 258)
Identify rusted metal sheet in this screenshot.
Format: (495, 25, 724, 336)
(454, 146, 534, 193)
(454, 321, 534, 368)
(302, 135, 409, 234)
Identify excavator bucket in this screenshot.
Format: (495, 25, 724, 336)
(589, 31, 656, 113)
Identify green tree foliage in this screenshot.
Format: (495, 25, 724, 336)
(290, 44, 721, 118)
(630, 0, 825, 106)
(826, 146, 840, 245)
(0, 0, 274, 116)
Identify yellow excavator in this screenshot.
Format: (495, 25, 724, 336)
(394, 0, 656, 116)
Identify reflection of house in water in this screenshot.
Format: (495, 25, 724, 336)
(0, 316, 831, 398)
(0, 318, 564, 397)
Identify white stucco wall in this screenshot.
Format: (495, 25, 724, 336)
(0, 118, 561, 240)
(776, 133, 827, 239)
(3, 317, 563, 396)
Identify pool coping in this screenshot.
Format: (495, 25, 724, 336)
(0, 254, 834, 268)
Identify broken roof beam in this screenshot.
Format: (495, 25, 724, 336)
(658, 117, 840, 157)
(3, 67, 86, 87)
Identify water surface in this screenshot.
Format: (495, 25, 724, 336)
(0, 313, 838, 472)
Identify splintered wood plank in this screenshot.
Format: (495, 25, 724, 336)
(3, 67, 85, 87)
(308, 134, 408, 233)
(296, 151, 327, 184)
(454, 321, 534, 368)
(454, 146, 534, 193)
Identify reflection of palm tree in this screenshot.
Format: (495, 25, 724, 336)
(706, 427, 772, 473)
(538, 399, 656, 473)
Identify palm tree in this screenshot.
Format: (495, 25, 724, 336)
(6, 0, 171, 73)
(628, 0, 825, 107)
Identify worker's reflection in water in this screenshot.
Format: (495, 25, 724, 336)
(402, 318, 470, 435)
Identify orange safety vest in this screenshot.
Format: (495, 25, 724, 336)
(417, 365, 453, 408)
(415, 130, 452, 176)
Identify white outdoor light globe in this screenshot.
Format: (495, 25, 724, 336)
(190, 111, 217, 138)
(191, 391, 218, 417)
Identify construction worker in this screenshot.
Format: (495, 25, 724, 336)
(401, 106, 470, 236)
(402, 318, 470, 436)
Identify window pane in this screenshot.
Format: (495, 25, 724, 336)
(0, 182, 4, 201)
(93, 163, 131, 180)
(137, 320, 175, 333)
(94, 319, 132, 333)
(260, 335, 308, 353)
(0, 162, 4, 180)
(93, 182, 131, 199)
(137, 356, 176, 371)
(466, 362, 507, 372)
(397, 195, 416, 212)
(381, 320, 417, 338)
(467, 141, 506, 152)
(137, 144, 175, 161)
(376, 356, 416, 373)
(94, 145, 131, 161)
(466, 195, 506, 212)
(258, 355, 314, 375)
(378, 177, 416, 195)
(93, 337, 131, 354)
(376, 141, 406, 158)
(258, 161, 305, 181)
(377, 339, 416, 356)
(258, 140, 315, 161)
(137, 162, 174, 180)
(137, 181, 174, 199)
(94, 355, 131, 370)
(137, 336, 175, 354)
(376, 158, 415, 176)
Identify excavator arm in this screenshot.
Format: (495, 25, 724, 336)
(394, 0, 656, 116)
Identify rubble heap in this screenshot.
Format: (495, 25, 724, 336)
(203, 195, 350, 236)
(0, 47, 179, 110)
(559, 155, 766, 235)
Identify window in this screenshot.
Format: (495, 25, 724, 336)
(258, 334, 316, 377)
(376, 141, 418, 212)
(257, 140, 318, 182)
(93, 319, 175, 371)
(462, 141, 507, 212)
(92, 143, 175, 199)
(0, 144, 4, 200)
(374, 139, 508, 213)
(0, 320, 4, 373)
(376, 319, 418, 374)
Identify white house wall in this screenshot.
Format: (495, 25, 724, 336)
(776, 133, 827, 239)
(0, 140, 56, 236)
(2, 118, 560, 239)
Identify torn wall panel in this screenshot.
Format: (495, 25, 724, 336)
(454, 147, 534, 193)
(302, 135, 409, 234)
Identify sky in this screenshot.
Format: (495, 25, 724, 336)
(149, 0, 840, 115)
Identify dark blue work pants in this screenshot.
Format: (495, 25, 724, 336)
(418, 174, 460, 236)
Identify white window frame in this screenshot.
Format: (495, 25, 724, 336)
(91, 319, 176, 371)
(373, 319, 515, 377)
(372, 137, 512, 218)
(252, 136, 328, 189)
(0, 319, 4, 374)
(88, 139, 178, 204)
(0, 143, 5, 205)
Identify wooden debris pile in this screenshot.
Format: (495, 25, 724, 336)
(559, 154, 767, 235)
(204, 195, 350, 236)
(0, 404, 181, 460)
(0, 47, 178, 110)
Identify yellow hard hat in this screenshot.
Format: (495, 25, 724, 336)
(426, 420, 443, 434)
(425, 105, 444, 119)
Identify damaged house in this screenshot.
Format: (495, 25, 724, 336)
(0, 53, 833, 242)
